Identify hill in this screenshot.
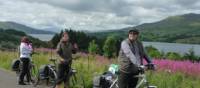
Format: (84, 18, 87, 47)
(88, 13, 200, 44)
(0, 21, 55, 34)
(0, 28, 48, 49)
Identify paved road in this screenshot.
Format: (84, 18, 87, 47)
(0, 68, 49, 88)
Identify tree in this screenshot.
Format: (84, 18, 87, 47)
(88, 40, 99, 55)
(0, 29, 48, 49)
(50, 29, 98, 51)
(103, 35, 117, 58)
(145, 45, 162, 58)
(183, 48, 198, 62)
(51, 33, 61, 48)
(166, 52, 182, 60)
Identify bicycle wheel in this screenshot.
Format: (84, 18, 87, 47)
(69, 69, 85, 88)
(17, 61, 22, 76)
(47, 67, 57, 88)
(15, 61, 22, 82)
(11, 59, 21, 76)
(34, 65, 57, 88)
(29, 63, 37, 84)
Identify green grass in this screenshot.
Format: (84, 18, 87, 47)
(146, 71, 200, 88)
(0, 51, 200, 88)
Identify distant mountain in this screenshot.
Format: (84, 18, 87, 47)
(42, 27, 60, 33)
(0, 29, 48, 49)
(0, 21, 55, 34)
(88, 13, 200, 44)
(136, 13, 200, 35)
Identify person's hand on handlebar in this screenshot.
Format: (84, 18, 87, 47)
(60, 58, 65, 63)
(146, 63, 156, 70)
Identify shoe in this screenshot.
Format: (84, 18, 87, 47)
(27, 80, 35, 85)
(26, 82, 31, 85)
(18, 82, 26, 85)
(31, 79, 35, 83)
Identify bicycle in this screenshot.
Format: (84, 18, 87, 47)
(11, 58, 37, 85)
(34, 58, 58, 88)
(109, 64, 157, 88)
(34, 58, 85, 88)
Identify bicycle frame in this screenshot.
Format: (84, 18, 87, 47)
(135, 73, 148, 88)
(35, 58, 85, 88)
(109, 74, 148, 88)
(109, 65, 156, 88)
(28, 61, 37, 83)
(109, 77, 118, 88)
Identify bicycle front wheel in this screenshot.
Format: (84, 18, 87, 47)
(30, 64, 37, 84)
(47, 67, 57, 88)
(34, 65, 57, 88)
(69, 70, 85, 88)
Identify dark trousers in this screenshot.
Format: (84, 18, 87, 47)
(56, 62, 70, 85)
(118, 71, 139, 88)
(19, 58, 30, 82)
(26, 65, 31, 82)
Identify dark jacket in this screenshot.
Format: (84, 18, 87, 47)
(56, 41, 76, 64)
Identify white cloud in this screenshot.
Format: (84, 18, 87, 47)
(0, 0, 200, 32)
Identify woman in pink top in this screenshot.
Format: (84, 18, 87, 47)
(18, 36, 33, 85)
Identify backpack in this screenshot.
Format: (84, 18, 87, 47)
(93, 72, 114, 88)
(11, 59, 21, 71)
(38, 65, 50, 80)
(100, 72, 113, 88)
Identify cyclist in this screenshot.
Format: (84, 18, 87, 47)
(118, 29, 154, 88)
(56, 32, 78, 88)
(18, 36, 33, 85)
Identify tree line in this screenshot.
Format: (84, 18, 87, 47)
(50, 29, 123, 58)
(51, 29, 200, 62)
(146, 45, 200, 62)
(2, 28, 198, 62)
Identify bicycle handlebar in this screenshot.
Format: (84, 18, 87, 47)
(49, 58, 57, 62)
(144, 63, 156, 70)
(138, 63, 156, 73)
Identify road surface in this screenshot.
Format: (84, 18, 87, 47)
(0, 68, 49, 88)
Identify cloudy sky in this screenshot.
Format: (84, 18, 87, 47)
(0, 0, 200, 32)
